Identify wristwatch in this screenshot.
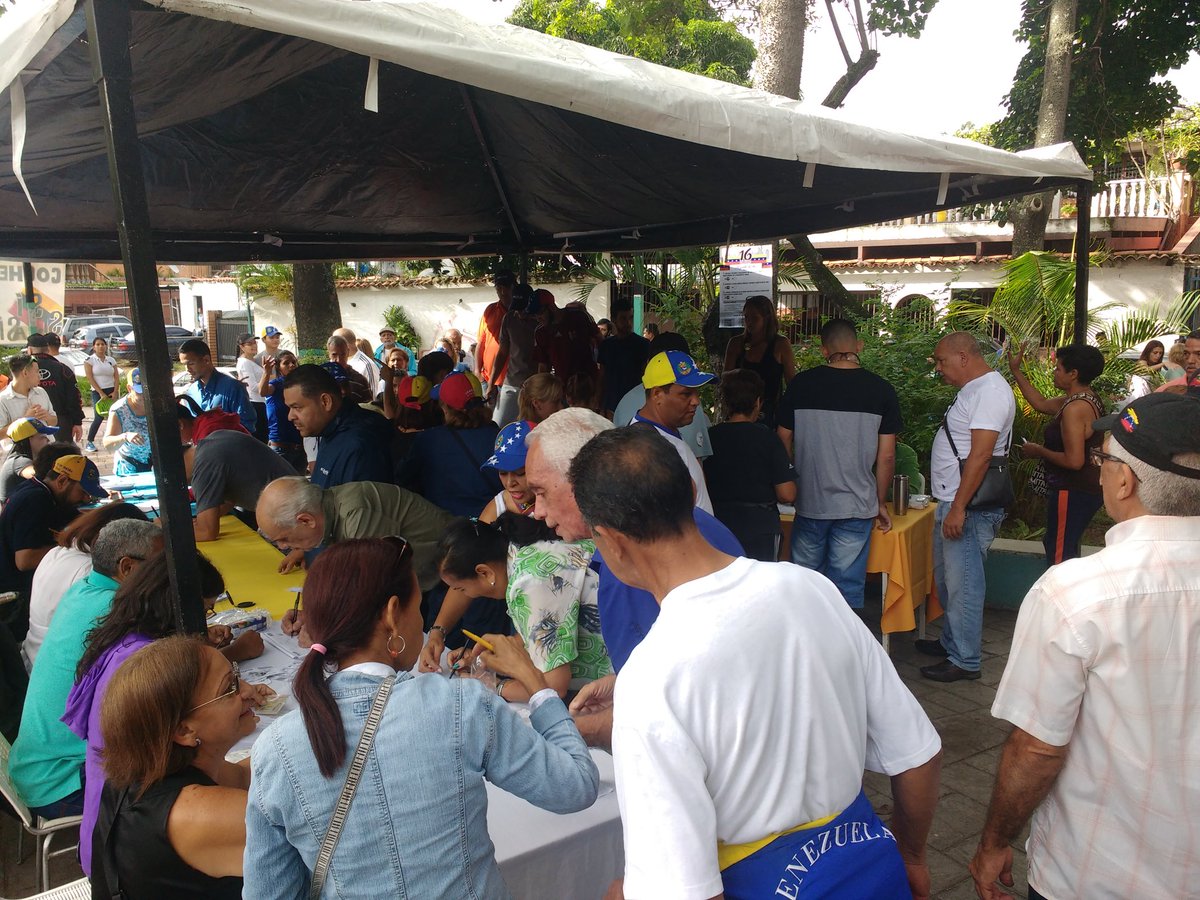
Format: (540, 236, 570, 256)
(428, 624, 448, 638)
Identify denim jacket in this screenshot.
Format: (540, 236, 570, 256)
(244, 669, 599, 899)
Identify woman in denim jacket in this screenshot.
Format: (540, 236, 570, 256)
(244, 537, 599, 899)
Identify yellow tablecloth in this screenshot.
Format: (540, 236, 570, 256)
(202, 516, 306, 618)
(867, 501, 943, 634)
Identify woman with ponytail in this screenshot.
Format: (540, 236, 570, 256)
(243, 537, 599, 899)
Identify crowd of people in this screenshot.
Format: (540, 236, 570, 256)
(0, 281, 1197, 900)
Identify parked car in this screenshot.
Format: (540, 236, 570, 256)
(56, 347, 90, 378)
(70, 322, 128, 350)
(56, 314, 131, 337)
(113, 325, 201, 361)
(172, 366, 238, 396)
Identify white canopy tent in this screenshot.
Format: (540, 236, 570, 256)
(0, 0, 1091, 261)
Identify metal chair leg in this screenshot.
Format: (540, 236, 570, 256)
(37, 832, 47, 893)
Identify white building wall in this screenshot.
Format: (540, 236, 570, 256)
(823, 258, 1186, 324)
(245, 280, 609, 354)
(176, 279, 242, 332)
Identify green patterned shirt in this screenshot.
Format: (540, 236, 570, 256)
(506, 539, 613, 683)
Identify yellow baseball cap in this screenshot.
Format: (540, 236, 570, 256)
(50, 454, 107, 498)
(642, 351, 716, 389)
(8, 417, 58, 443)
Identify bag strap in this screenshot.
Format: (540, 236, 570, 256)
(447, 427, 498, 494)
(309, 675, 395, 899)
(941, 402, 1010, 460)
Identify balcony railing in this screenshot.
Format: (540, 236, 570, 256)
(877, 174, 1184, 227)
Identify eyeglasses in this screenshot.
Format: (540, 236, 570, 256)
(1089, 448, 1140, 480)
(187, 662, 240, 713)
(382, 535, 412, 561)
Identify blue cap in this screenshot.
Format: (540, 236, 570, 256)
(482, 420, 535, 471)
(320, 361, 349, 382)
(130, 367, 144, 394)
(262, 325, 282, 338)
(642, 350, 716, 389)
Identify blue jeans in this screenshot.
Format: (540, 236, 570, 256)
(932, 502, 1005, 671)
(791, 516, 874, 608)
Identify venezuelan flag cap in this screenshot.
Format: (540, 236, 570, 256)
(1093, 393, 1200, 479)
(642, 351, 715, 389)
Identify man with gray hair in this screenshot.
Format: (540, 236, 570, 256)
(10, 518, 161, 818)
(525, 408, 742, 747)
(332, 327, 381, 397)
(256, 477, 454, 635)
(970, 392, 1200, 900)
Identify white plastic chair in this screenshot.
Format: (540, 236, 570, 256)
(1, 877, 90, 900)
(0, 734, 82, 893)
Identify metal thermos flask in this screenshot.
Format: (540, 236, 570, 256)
(892, 474, 909, 516)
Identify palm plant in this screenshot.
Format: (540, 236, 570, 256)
(234, 263, 293, 304)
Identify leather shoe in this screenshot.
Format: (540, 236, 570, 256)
(920, 660, 981, 682)
(914, 638, 948, 658)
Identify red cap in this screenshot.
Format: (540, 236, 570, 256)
(438, 372, 484, 411)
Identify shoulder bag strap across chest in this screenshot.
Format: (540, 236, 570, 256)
(309, 674, 395, 899)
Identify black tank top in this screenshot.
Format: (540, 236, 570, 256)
(1043, 392, 1104, 494)
(736, 338, 785, 424)
(91, 767, 244, 900)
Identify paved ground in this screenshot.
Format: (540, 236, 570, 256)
(0, 601, 1025, 899)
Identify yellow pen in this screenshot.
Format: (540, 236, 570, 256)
(460, 629, 495, 652)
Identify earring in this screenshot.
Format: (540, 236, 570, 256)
(194, 738, 201, 747)
(386, 634, 406, 658)
(489, 578, 495, 586)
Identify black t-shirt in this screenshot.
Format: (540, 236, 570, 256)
(703, 421, 795, 504)
(597, 333, 650, 412)
(0, 478, 77, 639)
(35, 353, 84, 429)
(191, 429, 295, 514)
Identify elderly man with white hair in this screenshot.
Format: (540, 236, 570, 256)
(256, 477, 454, 634)
(523, 408, 742, 748)
(970, 392, 1200, 900)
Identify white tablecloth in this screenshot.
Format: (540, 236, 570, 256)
(233, 624, 624, 900)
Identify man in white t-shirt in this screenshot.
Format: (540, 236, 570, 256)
(917, 332, 1015, 682)
(970, 392, 1200, 900)
(0, 355, 58, 452)
(235, 332, 268, 443)
(630, 350, 714, 513)
(568, 426, 941, 900)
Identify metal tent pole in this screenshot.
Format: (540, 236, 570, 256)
(85, 0, 205, 634)
(1074, 179, 1093, 345)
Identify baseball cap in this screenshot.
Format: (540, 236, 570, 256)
(482, 420, 535, 471)
(493, 269, 516, 287)
(642, 350, 716, 389)
(1093, 393, 1200, 479)
(320, 361, 349, 382)
(8, 417, 58, 443)
(27, 333, 48, 349)
(237, 332, 257, 345)
(396, 375, 431, 410)
(438, 371, 484, 411)
(129, 367, 144, 394)
(527, 289, 556, 317)
(262, 325, 282, 338)
(51, 454, 107, 498)
(379, 327, 396, 337)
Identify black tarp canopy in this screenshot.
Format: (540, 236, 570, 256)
(0, 0, 1092, 262)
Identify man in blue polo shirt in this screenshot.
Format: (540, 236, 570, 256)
(179, 338, 257, 434)
(524, 408, 742, 747)
(281, 364, 394, 488)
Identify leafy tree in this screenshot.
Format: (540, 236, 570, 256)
(509, 0, 756, 83)
(995, 0, 1200, 172)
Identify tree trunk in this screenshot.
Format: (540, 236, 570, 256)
(292, 263, 342, 359)
(753, 0, 809, 99)
(1011, 0, 1079, 256)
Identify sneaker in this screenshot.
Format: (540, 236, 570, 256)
(920, 660, 981, 682)
(84, 442, 97, 453)
(914, 638, 948, 657)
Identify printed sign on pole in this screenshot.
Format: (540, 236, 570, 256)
(719, 244, 773, 328)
